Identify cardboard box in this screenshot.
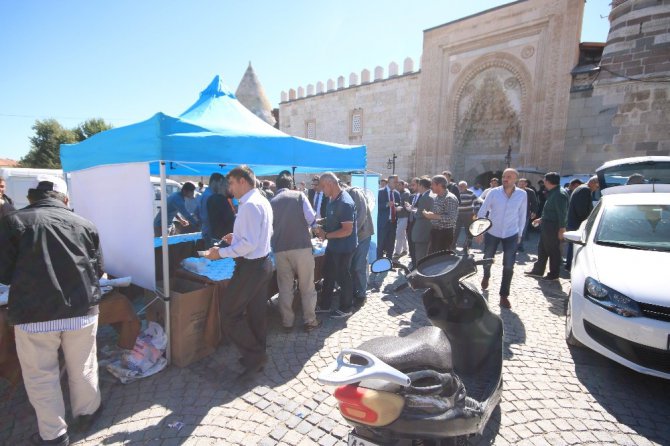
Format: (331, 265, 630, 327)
(145, 278, 215, 368)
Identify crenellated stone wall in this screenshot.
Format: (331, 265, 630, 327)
(279, 59, 420, 180)
(278, 0, 669, 183)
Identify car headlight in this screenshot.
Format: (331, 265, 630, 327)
(584, 277, 641, 317)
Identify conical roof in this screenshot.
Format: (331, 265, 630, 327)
(235, 62, 276, 126)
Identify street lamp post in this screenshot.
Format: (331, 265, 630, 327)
(387, 153, 397, 175)
(504, 145, 512, 168)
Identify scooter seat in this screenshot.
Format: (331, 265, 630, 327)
(356, 326, 452, 372)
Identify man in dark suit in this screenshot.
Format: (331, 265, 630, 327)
(307, 175, 328, 220)
(565, 175, 599, 271)
(377, 175, 401, 259)
(409, 177, 434, 264)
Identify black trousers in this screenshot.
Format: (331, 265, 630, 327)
(428, 228, 454, 255)
(221, 256, 273, 366)
(376, 220, 397, 259)
(407, 220, 416, 265)
(321, 249, 354, 312)
(534, 221, 561, 277)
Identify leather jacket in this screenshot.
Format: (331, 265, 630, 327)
(0, 198, 103, 325)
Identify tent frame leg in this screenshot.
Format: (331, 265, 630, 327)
(159, 161, 171, 365)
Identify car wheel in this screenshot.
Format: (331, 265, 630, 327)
(565, 298, 583, 348)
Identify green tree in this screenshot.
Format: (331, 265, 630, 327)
(19, 118, 113, 168)
(73, 118, 113, 142)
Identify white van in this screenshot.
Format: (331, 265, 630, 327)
(0, 167, 65, 210)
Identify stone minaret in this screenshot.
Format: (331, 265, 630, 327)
(597, 0, 670, 157)
(235, 62, 277, 126)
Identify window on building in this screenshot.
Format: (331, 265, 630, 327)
(305, 120, 316, 139)
(349, 108, 363, 137)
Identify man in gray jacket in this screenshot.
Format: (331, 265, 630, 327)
(408, 177, 435, 264)
(270, 174, 321, 332)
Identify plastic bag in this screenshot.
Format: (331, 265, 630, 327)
(106, 322, 168, 383)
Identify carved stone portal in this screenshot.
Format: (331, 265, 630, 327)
(453, 67, 522, 179)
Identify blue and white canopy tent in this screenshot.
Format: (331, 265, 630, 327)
(60, 75, 366, 362)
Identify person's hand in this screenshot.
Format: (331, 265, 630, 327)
(530, 212, 536, 219)
(222, 233, 233, 245)
(204, 247, 222, 260)
(404, 203, 412, 211)
(313, 226, 326, 240)
(558, 228, 566, 240)
(180, 219, 190, 227)
(422, 210, 433, 219)
(532, 218, 542, 228)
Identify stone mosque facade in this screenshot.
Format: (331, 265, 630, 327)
(275, 0, 670, 183)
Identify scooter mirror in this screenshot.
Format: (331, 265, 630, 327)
(371, 258, 393, 273)
(468, 218, 492, 237)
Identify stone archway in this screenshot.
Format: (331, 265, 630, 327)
(447, 53, 532, 182)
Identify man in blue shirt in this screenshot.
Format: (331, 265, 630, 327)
(476, 168, 527, 309)
(153, 182, 198, 236)
(314, 172, 358, 318)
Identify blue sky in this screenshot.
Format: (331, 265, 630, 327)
(0, 0, 611, 161)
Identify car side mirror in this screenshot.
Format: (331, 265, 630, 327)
(371, 258, 392, 273)
(563, 230, 585, 245)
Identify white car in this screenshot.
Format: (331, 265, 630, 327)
(564, 185, 670, 379)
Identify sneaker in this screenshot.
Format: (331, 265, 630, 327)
(304, 319, 322, 332)
(500, 296, 512, 309)
(524, 270, 544, 278)
(330, 309, 353, 319)
(315, 306, 331, 314)
(542, 275, 560, 281)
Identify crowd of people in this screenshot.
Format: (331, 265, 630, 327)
(0, 165, 602, 445)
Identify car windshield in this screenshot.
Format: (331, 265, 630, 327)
(595, 204, 670, 252)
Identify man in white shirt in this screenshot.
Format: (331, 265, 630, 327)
(476, 168, 527, 309)
(205, 165, 273, 381)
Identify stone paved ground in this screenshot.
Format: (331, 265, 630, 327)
(2, 234, 670, 445)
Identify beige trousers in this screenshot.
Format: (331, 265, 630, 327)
(15, 320, 101, 440)
(275, 248, 318, 327)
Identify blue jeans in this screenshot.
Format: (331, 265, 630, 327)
(350, 236, 371, 300)
(483, 232, 519, 297)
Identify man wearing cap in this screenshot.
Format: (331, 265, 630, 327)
(0, 176, 103, 446)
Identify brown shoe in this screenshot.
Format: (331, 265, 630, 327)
(304, 319, 322, 332)
(481, 277, 489, 290)
(500, 296, 511, 309)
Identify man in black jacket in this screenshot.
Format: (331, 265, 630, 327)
(0, 176, 103, 446)
(565, 176, 599, 271)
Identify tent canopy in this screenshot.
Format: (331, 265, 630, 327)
(60, 75, 366, 176)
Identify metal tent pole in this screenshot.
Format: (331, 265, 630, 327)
(159, 161, 171, 364)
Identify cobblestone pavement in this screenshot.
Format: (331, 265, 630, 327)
(2, 234, 670, 445)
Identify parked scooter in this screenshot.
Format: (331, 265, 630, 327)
(318, 218, 502, 446)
